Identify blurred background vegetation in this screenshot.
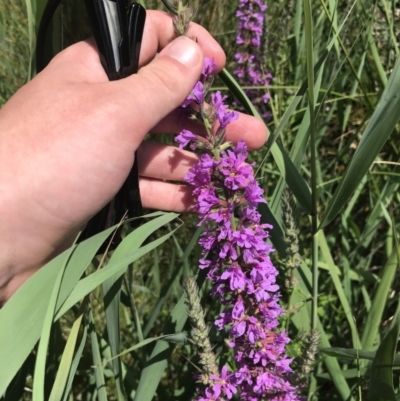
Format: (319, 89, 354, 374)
(1, 0, 400, 400)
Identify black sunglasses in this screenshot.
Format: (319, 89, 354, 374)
(36, 0, 146, 248)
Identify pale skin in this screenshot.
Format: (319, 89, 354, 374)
(0, 11, 268, 304)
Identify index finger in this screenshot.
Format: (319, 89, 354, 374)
(139, 10, 226, 72)
(49, 10, 226, 83)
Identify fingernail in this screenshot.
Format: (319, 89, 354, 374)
(163, 36, 201, 67)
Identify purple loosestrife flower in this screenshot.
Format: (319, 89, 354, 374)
(211, 92, 239, 128)
(177, 58, 301, 401)
(182, 81, 205, 108)
(176, 129, 198, 150)
(219, 149, 253, 190)
(234, 0, 272, 119)
(209, 366, 237, 399)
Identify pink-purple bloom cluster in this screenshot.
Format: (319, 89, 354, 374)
(176, 58, 299, 401)
(234, 0, 272, 119)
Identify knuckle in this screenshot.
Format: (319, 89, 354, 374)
(145, 63, 181, 99)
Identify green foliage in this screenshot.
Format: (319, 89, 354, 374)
(0, 0, 29, 104)
(320, 57, 400, 229)
(1, 0, 400, 400)
(369, 297, 400, 401)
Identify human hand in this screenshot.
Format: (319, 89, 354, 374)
(0, 11, 267, 302)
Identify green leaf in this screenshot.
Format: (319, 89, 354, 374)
(320, 347, 400, 365)
(24, 0, 35, 79)
(361, 247, 399, 350)
(62, 316, 88, 401)
(33, 243, 75, 401)
(0, 214, 175, 395)
(133, 270, 207, 401)
(101, 213, 179, 401)
(320, 56, 400, 229)
(105, 332, 187, 363)
(369, 229, 400, 400)
(142, 226, 202, 338)
(218, 68, 312, 215)
(0, 225, 115, 395)
(290, 261, 355, 400)
(89, 309, 108, 401)
(56, 230, 178, 319)
(49, 313, 84, 401)
(369, 297, 400, 401)
(319, 231, 361, 348)
(317, 367, 369, 380)
(257, 202, 287, 257)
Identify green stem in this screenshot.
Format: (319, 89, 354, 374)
(303, 0, 318, 330)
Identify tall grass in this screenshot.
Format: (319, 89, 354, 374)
(1, 0, 400, 400)
(0, 0, 29, 104)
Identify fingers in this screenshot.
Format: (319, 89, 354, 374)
(150, 108, 269, 150)
(139, 178, 194, 212)
(137, 141, 198, 181)
(109, 36, 204, 141)
(137, 133, 266, 212)
(226, 112, 268, 150)
(139, 11, 226, 71)
(48, 10, 225, 83)
(137, 139, 260, 185)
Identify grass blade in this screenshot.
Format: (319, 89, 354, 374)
(321, 347, 400, 365)
(101, 213, 179, 401)
(89, 309, 108, 401)
(24, 0, 35, 79)
(49, 313, 84, 401)
(369, 297, 400, 401)
(218, 68, 312, 215)
(0, 225, 116, 395)
(287, 261, 355, 400)
(134, 270, 207, 401)
(0, 214, 173, 395)
(257, 202, 287, 257)
(142, 226, 202, 338)
(303, 0, 318, 331)
(319, 231, 360, 348)
(56, 230, 178, 319)
(62, 315, 88, 401)
(320, 56, 400, 229)
(32, 244, 75, 401)
(361, 247, 399, 350)
(105, 333, 187, 363)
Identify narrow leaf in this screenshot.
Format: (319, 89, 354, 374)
(321, 347, 400, 365)
(369, 297, 400, 401)
(101, 213, 179, 401)
(219, 68, 312, 215)
(320, 57, 400, 228)
(49, 314, 84, 401)
(89, 310, 108, 401)
(134, 270, 207, 401)
(361, 247, 399, 350)
(56, 230, 177, 319)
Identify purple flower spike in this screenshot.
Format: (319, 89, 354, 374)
(234, 0, 272, 119)
(176, 57, 300, 401)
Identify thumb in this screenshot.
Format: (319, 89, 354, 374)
(115, 36, 204, 135)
